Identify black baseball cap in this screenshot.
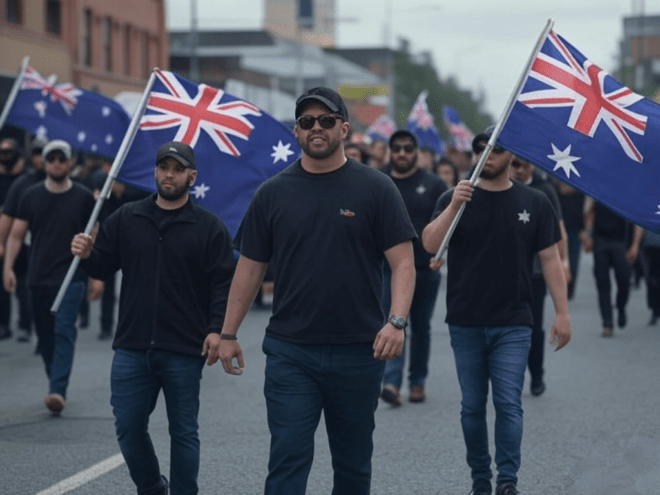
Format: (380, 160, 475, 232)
(471, 124, 496, 153)
(155, 141, 196, 169)
(295, 87, 349, 121)
(389, 130, 418, 148)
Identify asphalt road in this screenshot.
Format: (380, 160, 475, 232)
(1, 253, 659, 495)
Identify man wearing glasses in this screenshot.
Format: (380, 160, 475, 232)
(3, 139, 96, 414)
(422, 127, 571, 495)
(207, 87, 416, 494)
(380, 130, 447, 406)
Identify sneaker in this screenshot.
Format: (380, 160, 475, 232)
(44, 393, 65, 414)
(380, 384, 402, 406)
(471, 479, 492, 495)
(496, 482, 519, 495)
(601, 326, 613, 338)
(408, 384, 426, 403)
(0, 324, 12, 340)
(16, 328, 32, 343)
(530, 379, 546, 396)
(617, 308, 627, 328)
(650, 315, 658, 326)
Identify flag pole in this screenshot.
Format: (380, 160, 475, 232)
(433, 18, 555, 261)
(50, 69, 158, 314)
(0, 56, 29, 132)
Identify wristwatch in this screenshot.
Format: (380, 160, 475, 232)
(388, 314, 407, 330)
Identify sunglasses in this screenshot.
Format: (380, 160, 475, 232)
(296, 114, 343, 130)
(510, 160, 525, 169)
(45, 152, 68, 163)
(391, 144, 415, 153)
(474, 143, 506, 155)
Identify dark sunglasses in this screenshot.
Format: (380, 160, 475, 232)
(296, 114, 343, 130)
(510, 160, 525, 169)
(45, 152, 68, 163)
(391, 144, 415, 153)
(474, 143, 506, 155)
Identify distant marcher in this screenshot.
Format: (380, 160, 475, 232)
(368, 139, 389, 170)
(344, 142, 370, 164)
(435, 156, 459, 187)
(71, 141, 235, 495)
(554, 181, 585, 300)
(207, 87, 416, 495)
(642, 229, 660, 326)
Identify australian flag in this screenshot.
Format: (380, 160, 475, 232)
(442, 105, 474, 151)
(117, 69, 300, 237)
(497, 29, 660, 232)
(366, 113, 396, 143)
(406, 91, 445, 154)
(5, 65, 130, 158)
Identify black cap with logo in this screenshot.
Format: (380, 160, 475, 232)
(295, 87, 349, 121)
(155, 141, 196, 169)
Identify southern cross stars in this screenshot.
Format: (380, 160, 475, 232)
(547, 143, 581, 179)
(193, 183, 210, 199)
(271, 140, 295, 164)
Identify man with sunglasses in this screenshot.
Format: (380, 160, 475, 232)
(208, 87, 416, 495)
(4, 139, 96, 414)
(380, 130, 447, 406)
(422, 127, 571, 495)
(0, 135, 49, 344)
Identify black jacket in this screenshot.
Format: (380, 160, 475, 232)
(81, 194, 235, 356)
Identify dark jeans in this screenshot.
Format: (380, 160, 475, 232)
(262, 335, 385, 495)
(593, 237, 631, 328)
(449, 325, 531, 486)
(111, 348, 205, 495)
(644, 246, 660, 317)
(566, 228, 582, 299)
(382, 268, 440, 387)
(101, 272, 117, 334)
(30, 282, 85, 397)
(528, 276, 546, 383)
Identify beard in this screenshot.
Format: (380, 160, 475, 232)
(391, 155, 417, 175)
(156, 178, 190, 202)
(48, 171, 69, 183)
(297, 132, 342, 160)
(479, 161, 509, 180)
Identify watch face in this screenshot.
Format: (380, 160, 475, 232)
(389, 315, 406, 329)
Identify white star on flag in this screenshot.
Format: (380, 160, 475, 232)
(548, 143, 581, 178)
(36, 125, 47, 136)
(77, 131, 86, 142)
(34, 101, 47, 118)
(656, 206, 660, 215)
(91, 144, 98, 152)
(193, 183, 210, 199)
(102, 106, 111, 117)
(518, 209, 531, 223)
(271, 140, 295, 164)
(105, 134, 113, 144)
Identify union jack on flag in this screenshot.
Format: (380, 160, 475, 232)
(497, 28, 660, 232)
(20, 66, 82, 114)
(117, 69, 300, 236)
(405, 91, 445, 154)
(441, 105, 474, 152)
(366, 113, 396, 143)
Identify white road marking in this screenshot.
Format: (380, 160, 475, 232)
(35, 453, 125, 495)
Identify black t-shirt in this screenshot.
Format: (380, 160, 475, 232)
(0, 172, 24, 208)
(528, 173, 562, 276)
(593, 201, 629, 242)
(16, 182, 95, 288)
(434, 181, 560, 326)
(2, 170, 46, 218)
(387, 168, 447, 270)
(556, 187, 584, 232)
(235, 158, 416, 344)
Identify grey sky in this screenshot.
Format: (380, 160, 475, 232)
(166, 0, 650, 121)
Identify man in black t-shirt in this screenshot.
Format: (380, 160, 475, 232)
(4, 139, 96, 415)
(206, 88, 416, 495)
(422, 129, 571, 495)
(380, 130, 447, 406)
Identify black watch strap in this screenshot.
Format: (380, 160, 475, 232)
(388, 314, 407, 330)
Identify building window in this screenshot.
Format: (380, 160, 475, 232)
(6, 0, 22, 24)
(101, 16, 112, 71)
(123, 25, 131, 76)
(80, 9, 92, 66)
(141, 31, 150, 79)
(46, 0, 61, 35)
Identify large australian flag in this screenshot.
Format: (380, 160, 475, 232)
(5, 65, 130, 158)
(497, 29, 660, 232)
(117, 69, 300, 237)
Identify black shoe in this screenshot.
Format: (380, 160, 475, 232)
(79, 315, 89, 329)
(496, 482, 519, 495)
(618, 308, 627, 328)
(531, 380, 546, 396)
(471, 479, 492, 495)
(649, 315, 658, 326)
(0, 324, 12, 340)
(98, 330, 113, 340)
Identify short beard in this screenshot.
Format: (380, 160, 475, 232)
(392, 157, 416, 175)
(480, 163, 509, 180)
(298, 133, 341, 160)
(156, 180, 189, 202)
(48, 172, 68, 183)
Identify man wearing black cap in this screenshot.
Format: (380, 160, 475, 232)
(4, 139, 96, 413)
(71, 141, 235, 495)
(207, 87, 416, 494)
(380, 130, 447, 406)
(422, 128, 571, 495)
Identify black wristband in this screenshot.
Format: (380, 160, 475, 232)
(220, 334, 237, 340)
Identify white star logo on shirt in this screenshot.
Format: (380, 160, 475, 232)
(548, 143, 581, 179)
(416, 184, 427, 195)
(271, 140, 295, 164)
(518, 209, 531, 224)
(193, 183, 210, 199)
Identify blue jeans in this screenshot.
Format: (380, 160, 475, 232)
(30, 281, 85, 397)
(111, 348, 205, 495)
(449, 325, 531, 486)
(382, 268, 440, 387)
(262, 335, 385, 495)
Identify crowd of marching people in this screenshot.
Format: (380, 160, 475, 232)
(1, 86, 658, 495)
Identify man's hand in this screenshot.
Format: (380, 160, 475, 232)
(625, 245, 639, 265)
(429, 257, 444, 271)
(373, 323, 405, 360)
(450, 180, 475, 208)
(203, 333, 245, 375)
(71, 233, 94, 259)
(549, 313, 571, 351)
